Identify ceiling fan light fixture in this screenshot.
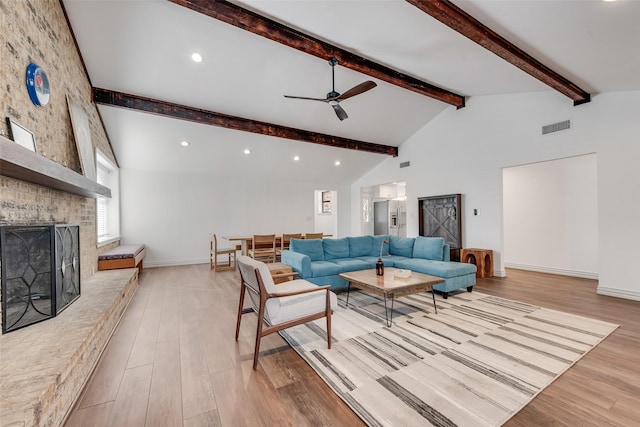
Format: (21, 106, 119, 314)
(283, 57, 376, 121)
(191, 52, 203, 63)
(334, 161, 341, 166)
(293, 155, 300, 161)
(243, 149, 251, 155)
(180, 140, 190, 147)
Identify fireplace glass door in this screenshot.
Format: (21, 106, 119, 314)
(55, 225, 80, 314)
(1, 224, 80, 333)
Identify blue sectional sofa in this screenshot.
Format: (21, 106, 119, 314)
(281, 235, 477, 298)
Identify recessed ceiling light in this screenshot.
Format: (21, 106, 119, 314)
(334, 161, 341, 166)
(293, 155, 300, 161)
(191, 52, 203, 63)
(180, 140, 190, 147)
(244, 149, 251, 155)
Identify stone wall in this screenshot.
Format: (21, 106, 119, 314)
(0, 0, 120, 266)
(0, 0, 120, 326)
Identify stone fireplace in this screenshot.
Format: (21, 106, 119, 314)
(1, 224, 80, 334)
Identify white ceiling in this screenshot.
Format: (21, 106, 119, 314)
(63, 0, 640, 183)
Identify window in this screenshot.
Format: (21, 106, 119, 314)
(96, 150, 120, 245)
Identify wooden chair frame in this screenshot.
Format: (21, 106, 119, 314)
(210, 234, 236, 271)
(304, 232, 324, 240)
(248, 234, 277, 263)
(277, 233, 302, 258)
(235, 262, 333, 369)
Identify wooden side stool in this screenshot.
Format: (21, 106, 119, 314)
(460, 248, 493, 278)
(267, 262, 297, 284)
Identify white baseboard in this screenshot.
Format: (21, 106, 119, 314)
(596, 286, 640, 302)
(145, 259, 209, 268)
(504, 263, 598, 280)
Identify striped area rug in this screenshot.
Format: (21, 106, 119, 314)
(280, 291, 618, 426)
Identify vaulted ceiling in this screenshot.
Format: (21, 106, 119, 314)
(62, 0, 640, 184)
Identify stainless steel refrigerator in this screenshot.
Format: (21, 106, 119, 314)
(374, 200, 406, 236)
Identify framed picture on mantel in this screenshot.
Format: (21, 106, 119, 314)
(67, 96, 97, 181)
(6, 117, 36, 152)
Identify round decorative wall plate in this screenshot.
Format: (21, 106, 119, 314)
(26, 63, 50, 107)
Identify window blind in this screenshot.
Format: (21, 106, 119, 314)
(96, 163, 110, 237)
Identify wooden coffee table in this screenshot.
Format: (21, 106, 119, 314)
(339, 267, 444, 327)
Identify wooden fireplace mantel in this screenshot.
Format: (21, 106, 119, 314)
(0, 135, 110, 198)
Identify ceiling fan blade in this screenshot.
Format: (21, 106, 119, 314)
(336, 81, 377, 101)
(332, 104, 348, 121)
(284, 95, 328, 102)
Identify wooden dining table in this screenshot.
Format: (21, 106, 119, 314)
(223, 234, 331, 256)
(223, 235, 280, 256)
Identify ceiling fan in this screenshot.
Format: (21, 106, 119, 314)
(284, 57, 377, 121)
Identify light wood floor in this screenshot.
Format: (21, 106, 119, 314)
(65, 265, 640, 427)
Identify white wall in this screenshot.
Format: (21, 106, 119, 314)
(120, 169, 350, 266)
(351, 90, 640, 301)
(503, 154, 598, 279)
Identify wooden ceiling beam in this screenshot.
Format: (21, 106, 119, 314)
(92, 88, 398, 157)
(406, 0, 590, 105)
(168, 0, 466, 109)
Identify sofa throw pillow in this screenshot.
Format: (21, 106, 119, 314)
(323, 238, 350, 260)
(290, 238, 324, 262)
(349, 235, 373, 257)
(413, 236, 445, 261)
(371, 235, 390, 258)
(389, 235, 415, 258)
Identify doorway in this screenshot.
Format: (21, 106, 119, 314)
(502, 154, 598, 279)
(314, 190, 337, 237)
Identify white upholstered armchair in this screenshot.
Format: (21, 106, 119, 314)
(235, 255, 337, 369)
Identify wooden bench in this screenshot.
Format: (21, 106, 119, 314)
(98, 244, 146, 272)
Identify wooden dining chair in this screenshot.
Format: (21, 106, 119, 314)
(248, 234, 277, 263)
(304, 232, 324, 240)
(277, 233, 302, 258)
(210, 234, 236, 271)
(236, 256, 336, 369)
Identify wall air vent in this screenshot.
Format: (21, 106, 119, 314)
(399, 161, 410, 168)
(542, 119, 571, 135)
